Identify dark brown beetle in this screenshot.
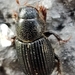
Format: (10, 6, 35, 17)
(13, 0, 70, 75)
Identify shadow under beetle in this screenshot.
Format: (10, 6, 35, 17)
(12, 0, 70, 75)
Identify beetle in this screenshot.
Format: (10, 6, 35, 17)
(12, 0, 70, 75)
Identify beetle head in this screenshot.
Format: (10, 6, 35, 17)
(18, 6, 39, 19)
(15, 0, 47, 22)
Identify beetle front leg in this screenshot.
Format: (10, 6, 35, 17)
(55, 54, 61, 75)
(43, 32, 71, 44)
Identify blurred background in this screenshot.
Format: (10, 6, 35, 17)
(0, 0, 75, 75)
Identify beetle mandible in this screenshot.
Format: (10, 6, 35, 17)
(13, 0, 70, 75)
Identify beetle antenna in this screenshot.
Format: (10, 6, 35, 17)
(16, 0, 29, 6)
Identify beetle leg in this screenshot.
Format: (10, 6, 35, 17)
(16, 0, 20, 5)
(55, 54, 61, 75)
(0, 66, 6, 75)
(11, 36, 16, 45)
(38, 5, 47, 21)
(43, 32, 71, 43)
(6, 36, 16, 46)
(12, 10, 18, 21)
